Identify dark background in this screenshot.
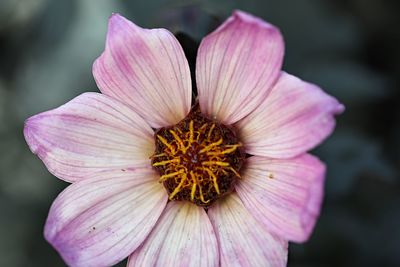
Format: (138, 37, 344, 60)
(0, 0, 399, 266)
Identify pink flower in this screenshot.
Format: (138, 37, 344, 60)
(24, 11, 344, 267)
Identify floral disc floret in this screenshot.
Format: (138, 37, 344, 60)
(151, 104, 245, 207)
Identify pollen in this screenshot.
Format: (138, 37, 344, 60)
(151, 104, 245, 207)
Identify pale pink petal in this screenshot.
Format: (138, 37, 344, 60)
(208, 194, 287, 267)
(237, 72, 344, 158)
(128, 201, 218, 267)
(235, 154, 325, 243)
(24, 92, 154, 182)
(196, 10, 284, 124)
(45, 169, 167, 267)
(93, 14, 191, 128)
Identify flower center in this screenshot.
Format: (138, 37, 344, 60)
(151, 104, 245, 207)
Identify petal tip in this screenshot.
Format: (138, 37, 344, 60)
(23, 117, 34, 142)
(335, 102, 346, 115)
(232, 9, 277, 30)
(208, 9, 283, 41)
(107, 13, 135, 37)
(108, 12, 126, 24)
(110, 12, 121, 17)
(96, 13, 192, 128)
(197, 10, 284, 124)
(238, 154, 326, 243)
(43, 219, 75, 267)
(44, 219, 58, 250)
(297, 154, 326, 242)
(23, 115, 43, 156)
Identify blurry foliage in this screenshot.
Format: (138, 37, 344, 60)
(0, 0, 399, 266)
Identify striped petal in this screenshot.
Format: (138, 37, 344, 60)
(196, 10, 284, 124)
(93, 14, 191, 128)
(208, 194, 287, 267)
(24, 92, 154, 182)
(45, 169, 167, 267)
(236, 72, 344, 158)
(236, 154, 325, 243)
(128, 202, 218, 267)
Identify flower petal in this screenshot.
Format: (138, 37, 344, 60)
(128, 202, 218, 267)
(236, 154, 325, 243)
(24, 92, 154, 182)
(208, 194, 288, 267)
(196, 10, 284, 124)
(93, 14, 191, 128)
(237, 72, 344, 158)
(45, 169, 167, 267)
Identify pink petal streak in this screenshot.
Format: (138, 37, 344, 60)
(128, 202, 218, 267)
(24, 93, 154, 182)
(237, 72, 344, 158)
(93, 13, 192, 128)
(236, 154, 325, 242)
(196, 10, 284, 124)
(45, 169, 167, 267)
(208, 194, 288, 267)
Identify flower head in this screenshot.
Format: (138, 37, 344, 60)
(24, 10, 344, 267)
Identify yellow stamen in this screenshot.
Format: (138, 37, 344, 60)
(159, 170, 184, 182)
(199, 123, 208, 132)
(151, 153, 166, 158)
(189, 120, 194, 144)
(191, 183, 197, 200)
(221, 144, 241, 154)
(169, 173, 187, 200)
(199, 185, 210, 204)
(190, 171, 197, 201)
(169, 130, 186, 153)
(175, 127, 183, 135)
(207, 123, 215, 139)
(228, 167, 241, 178)
(207, 144, 241, 156)
(151, 107, 244, 207)
(199, 138, 223, 153)
(157, 135, 176, 154)
(202, 161, 229, 167)
(152, 158, 180, 167)
(204, 168, 220, 194)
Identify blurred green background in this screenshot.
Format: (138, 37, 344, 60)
(0, 0, 399, 266)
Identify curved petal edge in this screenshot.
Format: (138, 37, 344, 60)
(23, 92, 154, 182)
(196, 10, 284, 124)
(45, 169, 167, 267)
(236, 154, 326, 242)
(128, 202, 218, 267)
(208, 194, 288, 267)
(93, 13, 192, 128)
(237, 72, 345, 158)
